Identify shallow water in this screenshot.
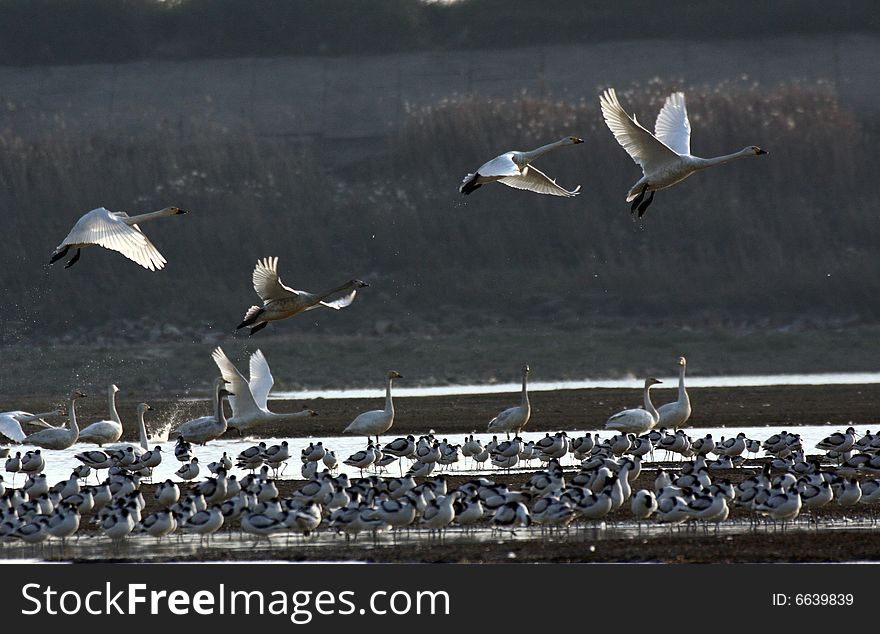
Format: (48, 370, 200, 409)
(273, 372, 880, 400)
(2, 423, 865, 485)
(1, 515, 877, 563)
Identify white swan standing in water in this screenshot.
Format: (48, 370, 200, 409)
(658, 357, 692, 429)
(105, 402, 153, 456)
(605, 378, 662, 434)
(78, 384, 123, 446)
(49, 206, 187, 270)
(600, 88, 767, 216)
(343, 371, 403, 444)
(460, 137, 583, 196)
(23, 390, 87, 450)
(236, 257, 369, 336)
(211, 347, 316, 434)
(487, 365, 531, 439)
(171, 378, 233, 445)
(0, 410, 62, 443)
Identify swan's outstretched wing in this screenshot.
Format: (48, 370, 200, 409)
(252, 257, 301, 304)
(248, 349, 275, 410)
(654, 92, 691, 156)
(211, 347, 259, 416)
(499, 165, 581, 197)
(475, 153, 521, 178)
(320, 289, 358, 310)
(0, 413, 26, 443)
(600, 89, 678, 171)
(58, 208, 167, 271)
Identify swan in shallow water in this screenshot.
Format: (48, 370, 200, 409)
(23, 390, 86, 450)
(78, 384, 123, 446)
(236, 257, 368, 335)
(658, 357, 692, 429)
(605, 377, 662, 434)
(170, 378, 232, 445)
(0, 409, 61, 443)
(105, 402, 154, 456)
(343, 371, 403, 444)
(487, 365, 531, 439)
(600, 88, 767, 216)
(460, 137, 583, 196)
(49, 206, 186, 270)
(211, 347, 316, 433)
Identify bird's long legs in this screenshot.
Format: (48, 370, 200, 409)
(637, 191, 655, 217)
(64, 249, 81, 269)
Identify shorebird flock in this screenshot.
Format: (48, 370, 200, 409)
(1, 418, 879, 548)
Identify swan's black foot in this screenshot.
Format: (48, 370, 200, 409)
(249, 322, 268, 336)
(637, 190, 655, 217)
(49, 245, 69, 265)
(64, 249, 81, 269)
(630, 188, 647, 213)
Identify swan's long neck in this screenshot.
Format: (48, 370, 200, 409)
(108, 387, 121, 425)
(137, 411, 148, 451)
(316, 280, 357, 302)
(643, 384, 659, 422)
(384, 378, 395, 417)
(693, 148, 755, 169)
(67, 397, 80, 439)
(677, 365, 689, 405)
(121, 208, 177, 225)
(271, 410, 314, 423)
(518, 139, 572, 164)
(215, 387, 228, 434)
(520, 372, 530, 411)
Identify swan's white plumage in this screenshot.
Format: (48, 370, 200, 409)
(252, 256, 301, 303)
(55, 208, 167, 271)
(600, 88, 766, 207)
(78, 385, 122, 446)
(497, 165, 583, 197)
(460, 137, 583, 197)
(0, 411, 62, 442)
(320, 290, 358, 310)
(600, 90, 678, 174)
(247, 350, 274, 410)
(211, 347, 314, 432)
(0, 413, 28, 443)
(238, 257, 367, 334)
(653, 92, 691, 156)
(343, 371, 402, 442)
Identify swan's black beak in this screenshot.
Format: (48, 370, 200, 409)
(176, 208, 188, 215)
(573, 137, 584, 144)
(756, 148, 768, 155)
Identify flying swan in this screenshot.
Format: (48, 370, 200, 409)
(49, 206, 187, 270)
(459, 137, 584, 196)
(211, 346, 316, 434)
(599, 88, 767, 216)
(236, 257, 368, 335)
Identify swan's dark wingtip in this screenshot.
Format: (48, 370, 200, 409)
(459, 173, 481, 195)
